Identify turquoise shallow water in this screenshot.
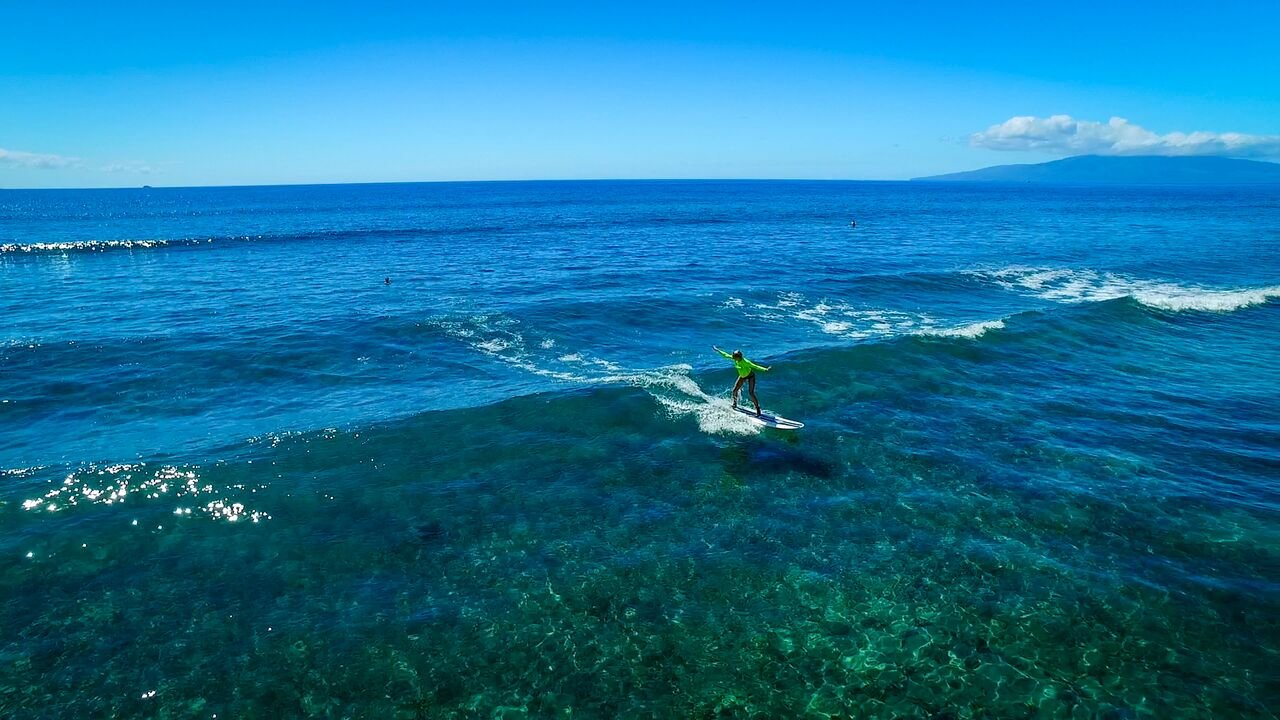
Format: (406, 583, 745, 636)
(1, 181, 1278, 717)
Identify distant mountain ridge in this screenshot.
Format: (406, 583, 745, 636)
(913, 155, 1280, 184)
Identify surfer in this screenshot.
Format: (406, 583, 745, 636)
(713, 346, 770, 415)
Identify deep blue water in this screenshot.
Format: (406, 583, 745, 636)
(2, 181, 1278, 717)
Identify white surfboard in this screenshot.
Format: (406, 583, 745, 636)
(732, 406, 805, 430)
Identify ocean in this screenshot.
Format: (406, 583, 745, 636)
(2, 180, 1277, 717)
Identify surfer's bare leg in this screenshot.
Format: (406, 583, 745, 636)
(731, 376, 746, 408)
(748, 373, 761, 414)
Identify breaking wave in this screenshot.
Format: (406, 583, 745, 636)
(974, 266, 1280, 313)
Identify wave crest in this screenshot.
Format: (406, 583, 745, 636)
(431, 313, 760, 435)
(736, 292, 1008, 342)
(975, 267, 1280, 313)
(919, 319, 1006, 339)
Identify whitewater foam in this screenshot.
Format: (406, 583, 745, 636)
(437, 299, 1017, 436)
(752, 293, 940, 340)
(435, 313, 760, 436)
(977, 267, 1280, 313)
(739, 292, 1008, 342)
(601, 365, 760, 436)
(919, 319, 1006, 339)
(434, 315, 589, 383)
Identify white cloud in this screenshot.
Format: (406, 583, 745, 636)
(0, 147, 79, 169)
(101, 161, 156, 174)
(970, 115, 1280, 158)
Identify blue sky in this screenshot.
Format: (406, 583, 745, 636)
(2, 1, 1278, 187)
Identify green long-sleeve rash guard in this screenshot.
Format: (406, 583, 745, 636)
(716, 348, 768, 377)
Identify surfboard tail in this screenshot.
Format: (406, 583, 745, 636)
(731, 406, 804, 429)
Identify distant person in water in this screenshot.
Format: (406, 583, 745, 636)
(713, 345, 771, 415)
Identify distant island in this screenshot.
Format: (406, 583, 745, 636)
(913, 155, 1280, 185)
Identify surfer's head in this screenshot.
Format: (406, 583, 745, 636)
(732, 350, 743, 360)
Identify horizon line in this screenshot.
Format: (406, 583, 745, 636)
(7, 154, 1279, 192)
(0, 177, 914, 192)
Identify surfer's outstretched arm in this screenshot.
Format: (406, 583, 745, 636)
(713, 346, 733, 360)
(746, 358, 770, 372)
